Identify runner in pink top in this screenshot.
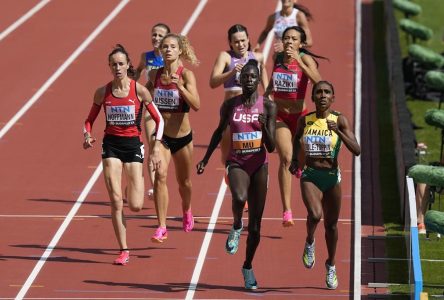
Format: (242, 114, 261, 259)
(146, 33, 200, 242)
(264, 26, 325, 227)
(197, 60, 276, 290)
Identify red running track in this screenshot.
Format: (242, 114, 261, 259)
(0, 1, 358, 299)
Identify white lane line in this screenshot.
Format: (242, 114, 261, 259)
(185, 179, 227, 300)
(181, 0, 207, 36)
(262, 0, 281, 63)
(184, 3, 281, 296)
(0, 0, 130, 140)
(13, 0, 206, 299)
(13, 2, 130, 299)
(20, 296, 255, 300)
(14, 162, 103, 300)
(0, 0, 50, 42)
(353, 0, 362, 299)
(36, 297, 348, 300)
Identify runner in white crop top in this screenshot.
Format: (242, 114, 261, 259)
(254, 0, 313, 53)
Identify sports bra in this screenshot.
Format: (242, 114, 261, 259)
(103, 79, 143, 136)
(223, 50, 257, 91)
(272, 53, 308, 100)
(274, 8, 298, 39)
(302, 111, 342, 159)
(153, 66, 190, 113)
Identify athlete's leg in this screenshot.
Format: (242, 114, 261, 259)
(172, 141, 193, 212)
(300, 179, 323, 244)
(415, 183, 429, 225)
(276, 123, 294, 218)
(322, 184, 342, 266)
(243, 164, 268, 269)
(227, 165, 250, 230)
(123, 162, 145, 212)
(220, 126, 231, 165)
(143, 112, 156, 199)
(102, 158, 126, 250)
(153, 144, 172, 228)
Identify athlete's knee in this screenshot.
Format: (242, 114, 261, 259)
(178, 177, 192, 192)
(280, 153, 293, 168)
(232, 198, 246, 209)
(231, 192, 247, 206)
(155, 168, 168, 185)
(108, 188, 122, 201)
(324, 219, 338, 233)
(308, 211, 322, 224)
(110, 198, 124, 211)
(128, 201, 143, 212)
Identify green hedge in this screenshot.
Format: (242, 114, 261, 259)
(424, 108, 444, 129)
(408, 164, 444, 186)
(425, 108, 444, 128)
(425, 71, 444, 91)
(399, 19, 433, 41)
(425, 210, 444, 234)
(408, 44, 444, 69)
(393, 0, 422, 16)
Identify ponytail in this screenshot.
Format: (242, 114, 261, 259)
(178, 35, 200, 66)
(294, 3, 313, 21)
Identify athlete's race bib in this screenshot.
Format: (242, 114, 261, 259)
(304, 134, 332, 157)
(273, 72, 298, 93)
(232, 131, 262, 155)
(153, 88, 180, 110)
(106, 105, 135, 126)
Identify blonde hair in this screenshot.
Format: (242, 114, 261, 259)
(161, 33, 200, 66)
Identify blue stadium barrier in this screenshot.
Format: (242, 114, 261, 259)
(406, 176, 424, 299)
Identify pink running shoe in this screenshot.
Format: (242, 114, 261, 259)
(183, 210, 194, 232)
(151, 227, 168, 243)
(295, 168, 303, 178)
(282, 210, 294, 227)
(113, 250, 129, 265)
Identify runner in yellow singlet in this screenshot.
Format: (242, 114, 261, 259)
(289, 81, 361, 290)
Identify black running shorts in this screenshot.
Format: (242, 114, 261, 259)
(102, 135, 144, 163)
